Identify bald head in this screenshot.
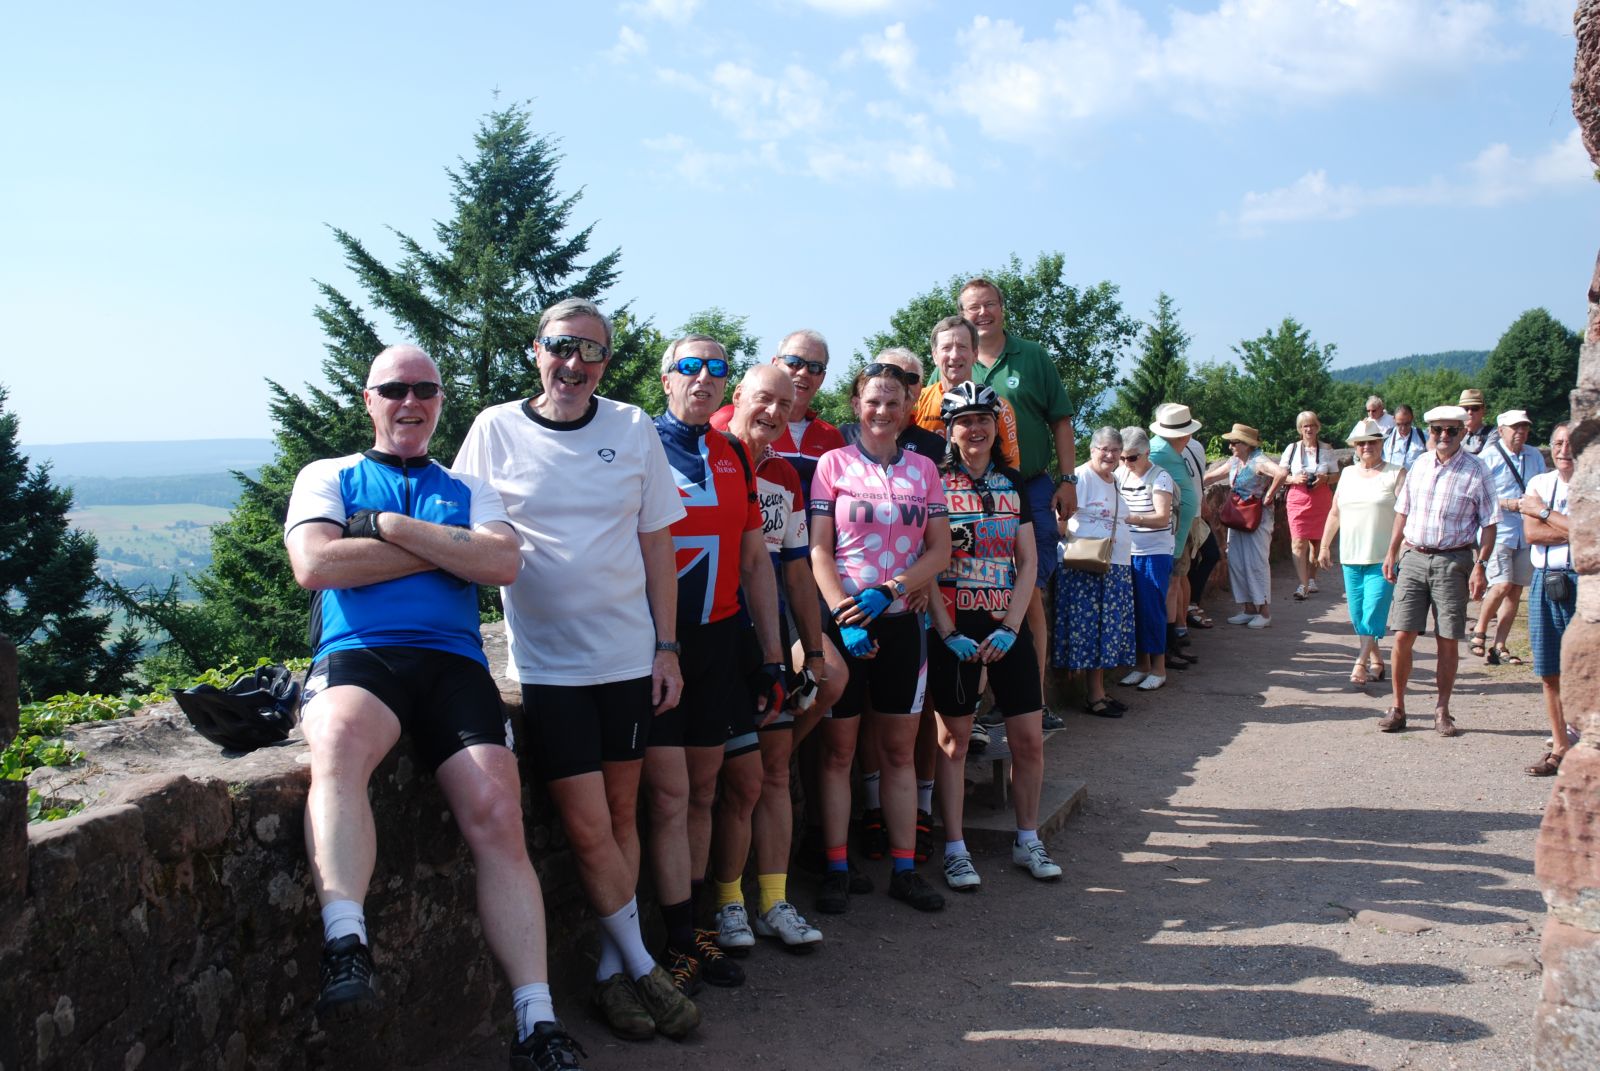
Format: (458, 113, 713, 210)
(731, 362, 796, 448)
(740, 363, 793, 399)
(367, 344, 438, 387)
(363, 344, 443, 457)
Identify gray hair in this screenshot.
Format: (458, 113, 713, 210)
(1366, 395, 1384, 408)
(538, 298, 612, 349)
(1091, 426, 1124, 450)
(778, 329, 829, 361)
(1119, 427, 1150, 456)
(661, 333, 728, 374)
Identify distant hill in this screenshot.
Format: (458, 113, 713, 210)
(1331, 350, 1489, 385)
(69, 472, 249, 508)
(18, 438, 274, 479)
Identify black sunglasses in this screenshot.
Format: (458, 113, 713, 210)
(1429, 425, 1463, 438)
(863, 362, 920, 387)
(779, 354, 827, 376)
(370, 380, 442, 401)
(539, 334, 610, 363)
(672, 356, 729, 378)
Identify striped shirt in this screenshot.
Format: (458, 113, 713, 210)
(1395, 448, 1500, 550)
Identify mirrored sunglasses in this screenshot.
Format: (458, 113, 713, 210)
(779, 354, 827, 376)
(539, 334, 610, 363)
(673, 356, 729, 378)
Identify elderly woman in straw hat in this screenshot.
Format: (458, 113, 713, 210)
(1204, 424, 1286, 628)
(1319, 418, 1407, 685)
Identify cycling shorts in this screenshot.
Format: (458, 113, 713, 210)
(519, 677, 653, 782)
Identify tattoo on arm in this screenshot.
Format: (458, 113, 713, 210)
(451, 529, 472, 543)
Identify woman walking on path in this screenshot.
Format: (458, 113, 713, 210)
(1205, 425, 1286, 629)
(1053, 427, 1136, 716)
(1319, 418, 1406, 686)
(1114, 427, 1176, 691)
(1520, 422, 1578, 776)
(1281, 411, 1340, 601)
(925, 382, 1060, 888)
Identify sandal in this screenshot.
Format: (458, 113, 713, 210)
(1469, 632, 1488, 658)
(1082, 698, 1123, 719)
(1491, 645, 1524, 666)
(1186, 606, 1215, 629)
(1434, 711, 1461, 738)
(1378, 707, 1406, 732)
(1350, 662, 1370, 687)
(1367, 661, 1386, 682)
(1527, 751, 1564, 777)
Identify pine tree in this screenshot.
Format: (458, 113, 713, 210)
(1109, 293, 1191, 429)
(0, 386, 140, 701)
(173, 103, 628, 665)
(1483, 308, 1581, 434)
(1233, 317, 1339, 451)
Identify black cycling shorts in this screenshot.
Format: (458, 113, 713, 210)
(304, 646, 508, 773)
(651, 616, 756, 751)
(927, 612, 1042, 719)
(830, 612, 927, 719)
(520, 677, 652, 782)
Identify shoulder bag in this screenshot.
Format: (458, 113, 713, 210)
(1062, 490, 1119, 574)
(1220, 460, 1264, 533)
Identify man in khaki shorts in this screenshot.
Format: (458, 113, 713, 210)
(1379, 404, 1498, 737)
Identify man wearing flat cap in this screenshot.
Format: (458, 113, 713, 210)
(1379, 404, 1499, 737)
(1471, 409, 1545, 666)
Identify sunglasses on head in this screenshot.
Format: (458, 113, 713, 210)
(863, 362, 919, 387)
(672, 356, 729, 378)
(370, 380, 441, 401)
(779, 354, 827, 376)
(539, 334, 610, 363)
(1429, 425, 1463, 437)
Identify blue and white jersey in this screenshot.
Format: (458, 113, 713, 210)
(285, 450, 511, 665)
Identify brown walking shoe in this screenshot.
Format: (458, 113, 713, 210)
(1377, 708, 1406, 733)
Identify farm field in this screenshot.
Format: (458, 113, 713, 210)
(70, 503, 231, 593)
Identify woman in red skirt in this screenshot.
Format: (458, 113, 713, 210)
(1279, 411, 1340, 600)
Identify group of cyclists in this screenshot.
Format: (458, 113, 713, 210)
(287, 288, 1073, 1069)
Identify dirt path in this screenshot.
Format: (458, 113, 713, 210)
(444, 561, 1552, 1070)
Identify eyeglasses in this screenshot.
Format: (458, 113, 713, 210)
(863, 362, 919, 387)
(538, 335, 610, 363)
(370, 380, 442, 401)
(778, 354, 827, 376)
(961, 299, 1000, 315)
(1429, 425, 1463, 437)
(672, 356, 729, 378)
(1462, 405, 1483, 412)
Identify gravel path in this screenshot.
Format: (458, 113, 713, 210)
(433, 561, 1552, 1070)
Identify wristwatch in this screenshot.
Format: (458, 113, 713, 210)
(890, 578, 908, 598)
(655, 640, 681, 654)
(1057, 472, 1078, 485)
(1475, 557, 1490, 567)
(1538, 507, 1552, 521)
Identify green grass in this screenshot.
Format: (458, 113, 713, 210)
(70, 503, 229, 581)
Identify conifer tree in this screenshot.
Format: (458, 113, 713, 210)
(1109, 292, 1190, 429)
(0, 386, 140, 700)
(1483, 308, 1581, 434)
(1233, 317, 1339, 451)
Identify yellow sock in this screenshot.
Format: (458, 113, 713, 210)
(758, 873, 787, 914)
(715, 878, 744, 909)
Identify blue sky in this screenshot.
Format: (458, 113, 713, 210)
(4, 0, 1590, 444)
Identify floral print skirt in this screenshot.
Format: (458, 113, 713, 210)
(1053, 562, 1136, 671)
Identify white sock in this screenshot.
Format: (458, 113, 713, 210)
(1016, 828, 1038, 846)
(595, 924, 623, 981)
(512, 982, 554, 1041)
(597, 897, 656, 981)
(863, 770, 882, 809)
(321, 900, 367, 944)
(917, 779, 935, 813)
(945, 839, 968, 856)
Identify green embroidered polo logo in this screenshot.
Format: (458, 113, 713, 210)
(1006, 375, 1020, 389)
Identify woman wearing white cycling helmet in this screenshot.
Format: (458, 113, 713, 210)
(926, 382, 1060, 889)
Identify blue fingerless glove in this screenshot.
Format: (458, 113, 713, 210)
(840, 624, 875, 657)
(854, 585, 893, 622)
(943, 632, 980, 660)
(984, 626, 1017, 655)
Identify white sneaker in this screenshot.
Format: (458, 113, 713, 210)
(1292, 585, 1307, 601)
(1012, 839, 1062, 880)
(714, 902, 756, 951)
(752, 901, 823, 946)
(1118, 670, 1147, 686)
(1247, 614, 1271, 629)
(1227, 612, 1253, 625)
(1137, 674, 1166, 691)
(1307, 578, 1319, 594)
(943, 850, 982, 891)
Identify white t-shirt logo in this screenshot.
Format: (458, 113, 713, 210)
(1006, 375, 1020, 389)
(598, 449, 616, 463)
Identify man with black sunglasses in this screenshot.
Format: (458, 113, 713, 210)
(1458, 388, 1491, 454)
(1379, 404, 1499, 738)
(651, 334, 788, 991)
(285, 344, 588, 1068)
(711, 329, 843, 503)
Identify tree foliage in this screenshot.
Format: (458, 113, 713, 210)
(1231, 317, 1344, 452)
(1107, 292, 1190, 430)
(1483, 308, 1581, 434)
(0, 386, 140, 701)
(153, 103, 628, 666)
(819, 252, 1139, 438)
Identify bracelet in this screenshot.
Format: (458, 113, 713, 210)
(655, 640, 681, 654)
(805, 649, 825, 660)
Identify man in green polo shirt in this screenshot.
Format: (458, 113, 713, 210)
(962, 277, 1076, 726)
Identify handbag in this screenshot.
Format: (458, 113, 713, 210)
(1062, 490, 1119, 574)
(1220, 460, 1263, 532)
(1544, 570, 1574, 603)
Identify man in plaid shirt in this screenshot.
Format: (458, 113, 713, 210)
(1379, 404, 1499, 737)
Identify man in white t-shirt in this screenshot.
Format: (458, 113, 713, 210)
(454, 299, 701, 1043)
(1364, 395, 1397, 433)
(1519, 422, 1577, 777)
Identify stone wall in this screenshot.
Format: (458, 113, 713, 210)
(0, 633, 614, 1071)
(1531, 4, 1600, 1066)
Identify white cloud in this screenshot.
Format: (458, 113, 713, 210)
(607, 25, 648, 63)
(1517, 0, 1576, 33)
(701, 62, 833, 140)
(800, 0, 900, 14)
(936, 1, 1506, 141)
(858, 22, 917, 92)
(1232, 128, 1591, 230)
(623, 0, 701, 24)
